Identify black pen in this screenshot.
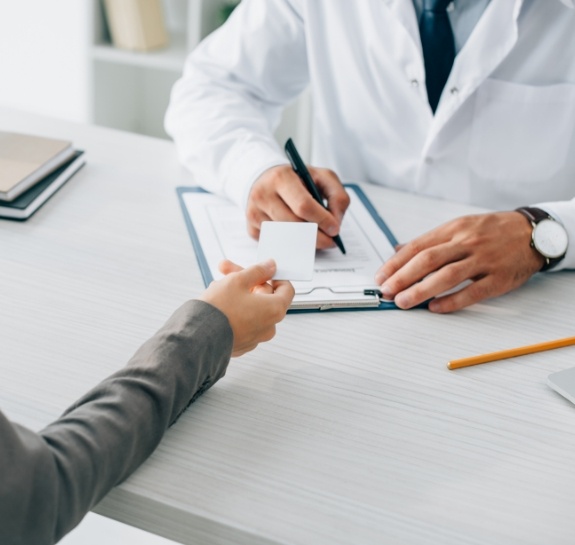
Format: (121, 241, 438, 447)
(284, 138, 346, 254)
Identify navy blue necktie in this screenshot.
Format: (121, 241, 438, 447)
(419, 0, 456, 113)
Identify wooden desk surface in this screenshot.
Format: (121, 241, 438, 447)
(2, 108, 575, 545)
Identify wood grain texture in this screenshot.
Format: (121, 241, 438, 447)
(1, 107, 575, 545)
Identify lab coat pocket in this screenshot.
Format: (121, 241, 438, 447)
(469, 79, 575, 182)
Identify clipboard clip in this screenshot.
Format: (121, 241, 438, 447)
(363, 289, 383, 299)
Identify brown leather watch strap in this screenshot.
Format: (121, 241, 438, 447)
(516, 206, 552, 225)
(515, 206, 565, 271)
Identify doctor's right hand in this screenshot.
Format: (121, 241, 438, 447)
(246, 165, 350, 250)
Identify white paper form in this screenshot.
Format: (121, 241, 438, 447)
(180, 185, 397, 310)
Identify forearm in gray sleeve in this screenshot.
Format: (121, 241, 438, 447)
(0, 300, 233, 545)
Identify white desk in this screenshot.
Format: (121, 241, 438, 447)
(2, 108, 575, 545)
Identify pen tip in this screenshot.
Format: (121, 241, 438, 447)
(334, 236, 346, 254)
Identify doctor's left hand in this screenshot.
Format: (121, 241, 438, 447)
(374, 211, 544, 313)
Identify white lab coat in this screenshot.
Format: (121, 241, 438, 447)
(165, 0, 575, 270)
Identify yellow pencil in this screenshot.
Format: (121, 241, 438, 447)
(447, 335, 575, 370)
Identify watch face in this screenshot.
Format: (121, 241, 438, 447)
(533, 219, 569, 258)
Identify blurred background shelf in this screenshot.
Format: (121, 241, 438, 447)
(89, 0, 235, 139)
(0, 0, 311, 157)
(91, 32, 187, 72)
(88, 0, 311, 155)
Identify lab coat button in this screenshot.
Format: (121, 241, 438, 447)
(410, 79, 419, 88)
(450, 86, 459, 96)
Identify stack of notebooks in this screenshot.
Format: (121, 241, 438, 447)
(0, 132, 85, 220)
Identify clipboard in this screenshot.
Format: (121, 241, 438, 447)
(177, 184, 399, 312)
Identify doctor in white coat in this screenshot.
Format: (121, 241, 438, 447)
(165, 0, 575, 313)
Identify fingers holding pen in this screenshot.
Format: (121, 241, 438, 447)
(308, 166, 351, 226)
(248, 165, 346, 249)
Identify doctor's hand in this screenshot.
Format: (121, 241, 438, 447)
(374, 211, 544, 313)
(200, 259, 294, 357)
(246, 165, 350, 249)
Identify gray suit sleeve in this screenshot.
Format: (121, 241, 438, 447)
(0, 299, 233, 545)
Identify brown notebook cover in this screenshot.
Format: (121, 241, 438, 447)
(0, 132, 74, 202)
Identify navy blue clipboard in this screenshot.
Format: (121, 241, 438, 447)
(177, 184, 400, 312)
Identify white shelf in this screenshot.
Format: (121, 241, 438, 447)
(88, 0, 311, 153)
(88, 0, 233, 138)
(91, 32, 187, 72)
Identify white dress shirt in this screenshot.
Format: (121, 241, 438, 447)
(165, 0, 575, 270)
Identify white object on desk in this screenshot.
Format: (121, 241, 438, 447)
(548, 367, 575, 405)
(257, 221, 317, 281)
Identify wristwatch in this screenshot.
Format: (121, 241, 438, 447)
(515, 207, 569, 271)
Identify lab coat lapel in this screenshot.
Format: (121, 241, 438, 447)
(425, 0, 524, 150)
(383, 0, 421, 50)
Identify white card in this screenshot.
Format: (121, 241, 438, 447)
(548, 367, 575, 406)
(257, 221, 317, 281)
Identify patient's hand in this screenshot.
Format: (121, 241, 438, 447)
(200, 259, 294, 356)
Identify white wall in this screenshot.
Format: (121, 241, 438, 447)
(0, 0, 90, 122)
